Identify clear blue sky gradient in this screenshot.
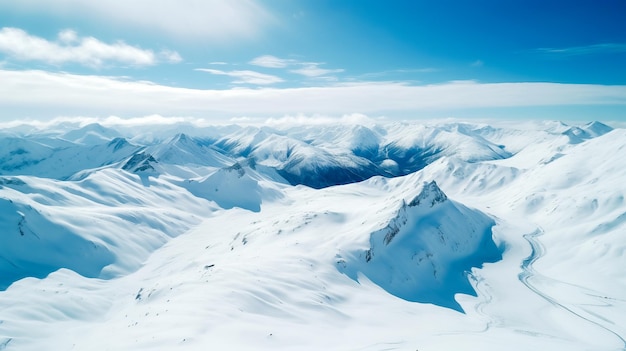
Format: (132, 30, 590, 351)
(0, 0, 625, 121)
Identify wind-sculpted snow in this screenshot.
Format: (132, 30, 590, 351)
(0, 120, 624, 350)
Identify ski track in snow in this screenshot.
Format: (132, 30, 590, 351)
(469, 271, 500, 333)
(519, 227, 626, 349)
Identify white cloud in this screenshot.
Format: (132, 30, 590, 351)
(159, 49, 183, 64)
(249, 55, 345, 80)
(265, 113, 378, 127)
(196, 68, 284, 85)
(0, 113, 379, 129)
(0, 27, 181, 67)
(57, 29, 78, 44)
(3, 0, 272, 41)
(471, 60, 484, 67)
(290, 64, 345, 78)
(249, 55, 295, 68)
(0, 70, 625, 121)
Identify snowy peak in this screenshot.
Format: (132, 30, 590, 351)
(408, 180, 448, 208)
(107, 137, 130, 152)
(562, 126, 591, 144)
(61, 123, 120, 145)
(172, 132, 190, 144)
(122, 152, 159, 173)
(284, 124, 382, 158)
(340, 181, 501, 312)
(167, 132, 201, 149)
(214, 126, 272, 156)
(584, 121, 613, 137)
(561, 121, 614, 144)
(222, 162, 246, 178)
(179, 162, 271, 212)
(149, 133, 233, 168)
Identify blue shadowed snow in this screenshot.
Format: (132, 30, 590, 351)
(338, 181, 503, 312)
(0, 197, 115, 290)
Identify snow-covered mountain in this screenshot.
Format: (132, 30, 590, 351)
(60, 123, 121, 145)
(0, 120, 624, 350)
(0, 136, 141, 179)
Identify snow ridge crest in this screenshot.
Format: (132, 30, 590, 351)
(408, 180, 448, 208)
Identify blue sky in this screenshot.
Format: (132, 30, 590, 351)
(0, 0, 625, 123)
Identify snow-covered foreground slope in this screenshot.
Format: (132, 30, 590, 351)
(0, 120, 624, 350)
(0, 170, 215, 290)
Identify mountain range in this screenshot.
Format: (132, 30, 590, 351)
(0, 119, 624, 350)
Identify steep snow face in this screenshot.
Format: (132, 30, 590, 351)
(282, 124, 382, 158)
(213, 126, 274, 156)
(0, 195, 114, 290)
(134, 133, 237, 179)
(582, 120, 613, 136)
(278, 151, 384, 189)
(121, 152, 159, 174)
(339, 181, 501, 311)
(249, 133, 386, 188)
(148, 133, 232, 168)
(0, 138, 54, 173)
(380, 123, 511, 170)
(249, 133, 309, 167)
(177, 162, 284, 212)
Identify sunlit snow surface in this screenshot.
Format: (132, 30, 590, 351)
(0, 120, 624, 350)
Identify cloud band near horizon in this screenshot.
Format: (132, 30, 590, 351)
(0, 69, 625, 121)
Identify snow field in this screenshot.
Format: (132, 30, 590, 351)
(0, 120, 624, 350)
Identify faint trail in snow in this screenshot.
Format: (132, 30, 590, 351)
(468, 271, 501, 332)
(429, 271, 498, 338)
(519, 227, 626, 348)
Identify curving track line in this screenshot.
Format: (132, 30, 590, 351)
(519, 227, 626, 349)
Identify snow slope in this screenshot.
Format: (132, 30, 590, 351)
(0, 169, 215, 290)
(0, 120, 624, 350)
